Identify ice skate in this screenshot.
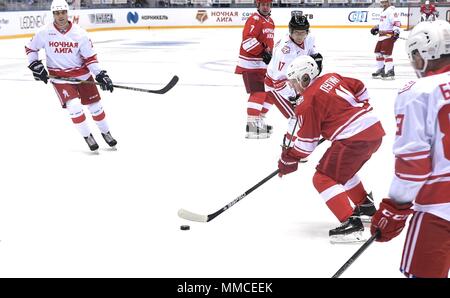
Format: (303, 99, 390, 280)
(371, 67, 385, 79)
(359, 192, 377, 223)
(246, 116, 272, 139)
(382, 68, 395, 80)
(329, 211, 367, 244)
(84, 133, 99, 152)
(101, 131, 117, 148)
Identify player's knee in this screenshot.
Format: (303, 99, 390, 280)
(312, 171, 336, 192)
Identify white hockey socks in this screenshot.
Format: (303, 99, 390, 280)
(87, 102, 110, 134)
(66, 99, 91, 138)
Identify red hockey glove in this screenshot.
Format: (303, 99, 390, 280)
(370, 198, 413, 242)
(278, 148, 301, 177)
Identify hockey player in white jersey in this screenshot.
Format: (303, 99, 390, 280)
(370, 0, 401, 80)
(264, 12, 323, 136)
(370, 20, 450, 277)
(25, 0, 117, 152)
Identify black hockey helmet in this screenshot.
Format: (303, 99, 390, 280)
(289, 12, 310, 33)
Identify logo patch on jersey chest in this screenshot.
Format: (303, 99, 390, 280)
(281, 46, 290, 54)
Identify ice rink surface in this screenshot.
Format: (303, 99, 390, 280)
(0, 27, 418, 277)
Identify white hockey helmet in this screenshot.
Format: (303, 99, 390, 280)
(425, 0, 430, 5)
(286, 55, 320, 88)
(405, 20, 450, 72)
(51, 0, 69, 12)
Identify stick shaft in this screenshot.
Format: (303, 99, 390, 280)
(332, 230, 380, 278)
(48, 75, 178, 94)
(207, 169, 280, 221)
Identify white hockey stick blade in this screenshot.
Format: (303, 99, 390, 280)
(178, 208, 208, 222)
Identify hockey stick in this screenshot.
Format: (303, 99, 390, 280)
(331, 229, 380, 278)
(385, 33, 407, 40)
(48, 75, 179, 94)
(178, 137, 326, 223)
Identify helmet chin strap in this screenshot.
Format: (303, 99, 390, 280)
(415, 57, 429, 78)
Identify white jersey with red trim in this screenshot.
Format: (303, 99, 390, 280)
(378, 6, 401, 41)
(288, 73, 383, 158)
(25, 21, 102, 83)
(265, 33, 318, 89)
(389, 67, 450, 221)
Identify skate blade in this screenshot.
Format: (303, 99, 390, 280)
(360, 215, 372, 223)
(329, 231, 368, 244)
(382, 77, 395, 80)
(245, 133, 271, 139)
(372, 76, 382, 79)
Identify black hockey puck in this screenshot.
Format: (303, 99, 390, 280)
(180, 225, 190, 231)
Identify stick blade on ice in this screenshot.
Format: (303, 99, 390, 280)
(178, 208, 208, 222)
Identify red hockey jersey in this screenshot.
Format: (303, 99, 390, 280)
(235, 12, 274, 74)
(289, 73, 385, 158)
(420, 4, 437, 16)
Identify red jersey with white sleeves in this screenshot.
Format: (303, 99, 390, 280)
(235, 12, 275, 74)
(265, 33, 318, 90)
(420, 4, 437, 16)
(388, 66, 450, 221)
(378, 6, 401, 41)
(25, 21, 102, 83)
(289, 73, 384, 158)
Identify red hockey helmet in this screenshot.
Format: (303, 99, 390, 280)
(256, 0, 272, 3)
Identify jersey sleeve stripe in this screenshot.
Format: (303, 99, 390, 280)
(395, 157, 432, 176)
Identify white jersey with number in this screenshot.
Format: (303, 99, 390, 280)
(25, 21, 102, 83)
(389, 66, 450, 221)
(265, 33, 318, 89)
(378, 6, 401, 41)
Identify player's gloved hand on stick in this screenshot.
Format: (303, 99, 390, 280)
(278, 147, 301, 177)
(370, 198, 413, 242)
(392, 29, 400, 40)
(95, 70, 114, 92)
(28, 60, 48, 84)
(310, 53, 323, 74)
(262, 50, 272, 65)
(370, 26, 379, 35)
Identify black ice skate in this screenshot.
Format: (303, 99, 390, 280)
(329, 209, 366, 244)
(246, 116, 272, 139)
(84, 133, 99, 151)
(382, 68, 395, 80)
(101, 131, 117, 147)
(372, 67, 385, 79)
(359, 192, 377, 223)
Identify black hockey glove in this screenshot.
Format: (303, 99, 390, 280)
(28, 60, 48, 84)
(370, 26, 379, 36)
(392, 30, 400, 40)
(288, 94, 300, 105)
(262, 50, 272, 65)
(310, 53, 323, 75)
(95, 70, 114, 92)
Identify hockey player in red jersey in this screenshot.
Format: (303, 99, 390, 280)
(420, 0, 439, 22)
(370, 0, 401, 80)
(277, 56, 385, 243)
(25, 0, 117, 152)
(370, 20, 450, 278)
(235, 0, 275, 139)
